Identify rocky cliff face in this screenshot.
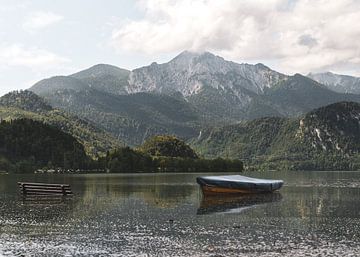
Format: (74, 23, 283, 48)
(128, 51, 287, 98)
(308, 72, 360, 94)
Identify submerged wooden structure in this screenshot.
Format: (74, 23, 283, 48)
(18, 182, 73, 196)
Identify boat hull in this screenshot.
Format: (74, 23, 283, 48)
(200, 185, 271, 195)
(197, 175, 284, 195)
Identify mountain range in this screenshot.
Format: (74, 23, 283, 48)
(28, 51, 360, 146)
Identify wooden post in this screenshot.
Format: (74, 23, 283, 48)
(61, 185, 66, 196)
(21, 183, 26, 195)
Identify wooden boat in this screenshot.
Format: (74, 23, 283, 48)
(196, 175, 283, 194)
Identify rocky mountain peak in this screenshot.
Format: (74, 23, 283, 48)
(71, 64, 130, 79)
(128, 50, 287, 97)
(171, 50, 218, 62)
(308, 71, 360, 94)
(166, 50, 227, 75)
(170, 50, 202, 61)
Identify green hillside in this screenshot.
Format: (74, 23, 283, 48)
(34, 88, 201, 146)
(191, 102, 360, 171)
(103, 136, 243, 173)
(0, 91, 122, 157)
(139, 135, 199, 158)
(70, 64, 130, 95)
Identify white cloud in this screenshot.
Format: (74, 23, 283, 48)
(0, 2, 28, 12)
(0, 44, 69, 70)
(111, 0, 360, 75)
(23, 11, 63, 31)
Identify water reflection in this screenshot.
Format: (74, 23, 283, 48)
(77, 174, 198, 209)
(20, 195, 73, 206)
(197, 193, 282, 215)
(1, 171, 360, 256)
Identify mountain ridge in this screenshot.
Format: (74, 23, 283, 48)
(128, 50, 287, 97)
(71, 64, 130, 95)
(308, 71, 360, 94)
(28, 51, 360, 146)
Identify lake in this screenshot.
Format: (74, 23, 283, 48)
(1, 171, 360, 256)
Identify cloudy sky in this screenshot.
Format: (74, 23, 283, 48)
(0, 0, 359, 96)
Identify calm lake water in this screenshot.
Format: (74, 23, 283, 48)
(1, 171, 360, 256)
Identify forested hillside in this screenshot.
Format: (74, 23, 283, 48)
(102, 136, 243, 173)
(32, 88, 201, 146)
(0, 90, 122, 157)
(0, 119, 89, 173)
(191, 102, 360, 171)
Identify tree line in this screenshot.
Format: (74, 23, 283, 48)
(0, 121, 243, 173)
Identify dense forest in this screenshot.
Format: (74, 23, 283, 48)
(100, 136, 243, 173)
(101, 148, 243, 173)
(0, 119, 89, 173)
(139, 135, 199, 158)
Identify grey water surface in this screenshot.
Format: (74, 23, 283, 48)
(1, 171, 360, 256)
